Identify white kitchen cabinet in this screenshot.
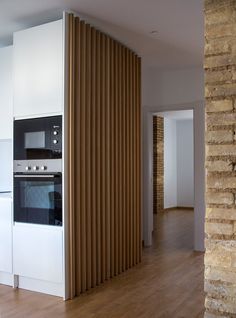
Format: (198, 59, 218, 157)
(13, 224, 63, 284)
(0, 46, 13, 139)
(13, 20, 63, 118)
(0, 197, 12, 274)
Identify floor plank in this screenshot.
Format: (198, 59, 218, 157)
(0, 209, 205, 318)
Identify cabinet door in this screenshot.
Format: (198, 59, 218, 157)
(0, 199, 12, 273)
(13, 224, 63, 283)
(0, 46, 13, 139)
(13, 20, 63, 118)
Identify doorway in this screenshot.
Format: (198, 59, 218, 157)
(153, 110, 194, 250)
(154, 110, 194, 211)
(142, 102, 205, 251)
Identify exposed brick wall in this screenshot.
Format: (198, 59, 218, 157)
(205, 1, 236, 316)
(153, 116, 164, 213)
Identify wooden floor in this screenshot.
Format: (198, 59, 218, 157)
(0, 209, 205, 318)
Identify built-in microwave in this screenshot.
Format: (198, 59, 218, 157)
(14, 115, 62, 161)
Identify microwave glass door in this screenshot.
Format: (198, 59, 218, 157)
(24, 131, 46, 149)
(14, 174, 62, 226)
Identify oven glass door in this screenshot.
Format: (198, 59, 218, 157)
(14, 174, 62, 226)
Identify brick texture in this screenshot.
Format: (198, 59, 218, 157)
(153, 116, 164, 213)
(205, 0, 236, 316)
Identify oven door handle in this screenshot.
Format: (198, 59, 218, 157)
(14, 174, 60, 178)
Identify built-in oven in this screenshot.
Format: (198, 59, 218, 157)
(13, 115, 63, 226)
(14, 172, 62, 226)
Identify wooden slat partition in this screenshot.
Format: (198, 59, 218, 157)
(67, 13, 141, 297)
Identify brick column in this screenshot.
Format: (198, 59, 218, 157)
(205, 0, 236, 316)
(153, 116, 164, 213)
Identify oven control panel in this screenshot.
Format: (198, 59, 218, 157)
(14, 159, 62, 174)
(25, 165, 48, 171)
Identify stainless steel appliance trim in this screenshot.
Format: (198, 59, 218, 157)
(14, 174, 59, 178)
(14, 159, 62, 173)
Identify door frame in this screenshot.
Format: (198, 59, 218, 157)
(142, 101, 205, 251)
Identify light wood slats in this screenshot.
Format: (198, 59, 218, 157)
(130, 50, 134, 268)
(110, 39, 115, 278)
(67, 13, 75, 298)
(134, 54, 138, 265)
(114, 42, 119, 277)
(126, 48, 131, 270)
(85, 24, 92, 290)
(67, 15, 141, 296)
(74, 16, 82, 296)
(91, 27, 97, 288)
(117, 45, 123, 274)
(101, 33, 106, 282)
(96, 30, 102, 286)
(129, 50, 133, 269)
(122, 46, 126, 273)
(137, 57, 142, 263)
(80, 21, 87, 293)
(105, 36, 111, 280)
(133, 54, 137, 265)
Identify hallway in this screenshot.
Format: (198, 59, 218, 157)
(0, 209, 205, 318)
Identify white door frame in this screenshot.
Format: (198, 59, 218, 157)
(142, 101, 205, 251)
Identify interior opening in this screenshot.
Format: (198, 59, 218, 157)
(153, 109, 194, 249)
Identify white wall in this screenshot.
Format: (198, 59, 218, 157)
(163, 118, 194, 209)
(176, 120, 194, 207)
(142, 67, 204, 107)
(164, 118, 177, 208)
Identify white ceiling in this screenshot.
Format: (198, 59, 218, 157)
(156, 110, 193, 120)
(0, 0, 204, 69)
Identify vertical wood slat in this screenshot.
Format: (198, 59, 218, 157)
(96, 30, 102, 285)
(114, 42, 119, 277)
(74, 17, 82, 295)
(129, 50, 133, 269)
(101, 33, 106, 282)
(137, 58, 142, 262)
(117, 45, 123, 274)
(85, 24, 92, 290)
(122, 46, 126, 272)
(110, 38, 115, 278)
(80, 21, 87, 293)
(91, 27, 97, 288)
(133, 54, 137, 265)
(68, 15, 142, 296)
(67, 13, 76, 298)
(106, 37, 111, 280)
(126, 48, 131, 269)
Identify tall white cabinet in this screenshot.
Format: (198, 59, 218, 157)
(13, 20, 63, 118)
(0, 46, 13, 139)
(0, 47, 13, 287)
(11, 19, 65, 298)
(0, 19, 66, 298)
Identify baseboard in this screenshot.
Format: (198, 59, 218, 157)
(176, 206, 194, 210)
(18, 276, 64, 297)
(163, 207, 177, 212)
(163, 206, 194, 211)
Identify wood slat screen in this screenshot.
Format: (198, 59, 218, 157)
(67, 14, 141, 297)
